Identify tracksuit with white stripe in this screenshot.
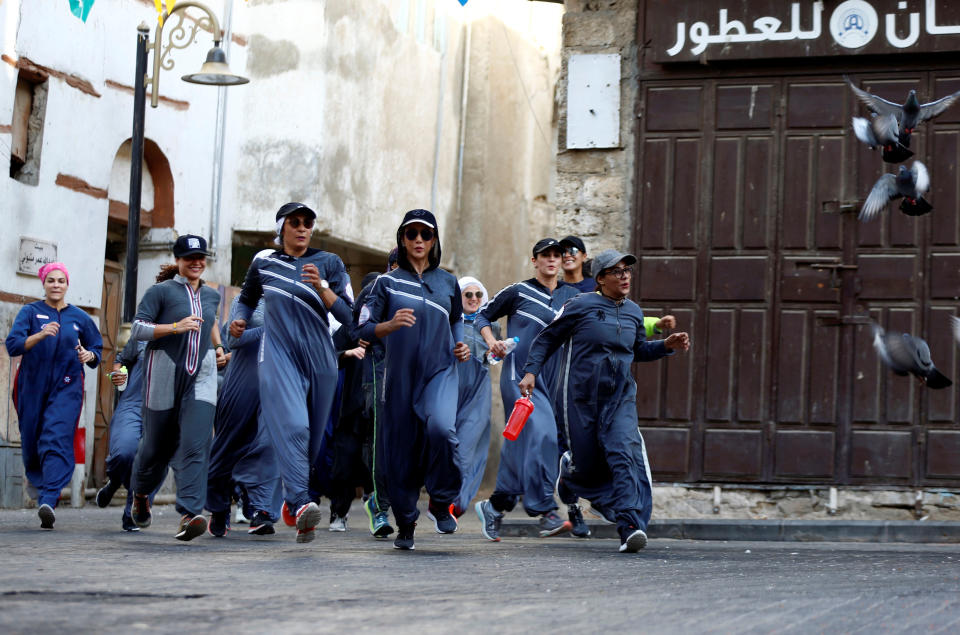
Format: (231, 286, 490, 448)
(206, 297, 282, 521)
(235, 248, 353, 511)
(5, 302, 102, 509)
(474, 279, 579, 516)
(523, 292, 670, 533)
(357, 267, 465, 527)
(130, 275, 221, 517)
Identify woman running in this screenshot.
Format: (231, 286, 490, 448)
(519, 249, 690, 552)
(230, 202, 354, 544)
(474, 239, 579, 541)
(128, 235, 224, 541)
(451, 276, 497, 518)
(5, 262, 102, 529)
(358, 209, 471, 550)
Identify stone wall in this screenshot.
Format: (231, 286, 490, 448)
(555, 0, 638, 255)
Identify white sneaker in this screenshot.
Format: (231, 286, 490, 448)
(329, 514, 347, 532)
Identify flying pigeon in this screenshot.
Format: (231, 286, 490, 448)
(845, 76, 960, 152)
(852, 113, 913, 163)
(859, 161, 931, 221)
(872, 323, 952, 389)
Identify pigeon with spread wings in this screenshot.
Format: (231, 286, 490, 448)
(845, 76, 960, 153)
(872, 323, 952, 389)
(852, 113, 913, 164)
(859, 161, 931, 221)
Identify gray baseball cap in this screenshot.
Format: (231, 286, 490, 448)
(592, 249, 637, 279)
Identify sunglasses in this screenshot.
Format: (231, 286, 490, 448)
(463, 291, 483, 300)
(286, 217, 315, 229)
(563, 247, 581, 256)
(404, 227, 435, 241)
(603, 266, 633, 279)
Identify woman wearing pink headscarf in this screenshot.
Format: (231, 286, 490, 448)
(5, 263, 102, 529)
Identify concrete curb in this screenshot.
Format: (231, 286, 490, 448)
(499, 518, 960, 543)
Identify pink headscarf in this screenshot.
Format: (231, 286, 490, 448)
(38, 262, 69, 285)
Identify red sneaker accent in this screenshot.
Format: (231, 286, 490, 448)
(281, 502, 296, 527)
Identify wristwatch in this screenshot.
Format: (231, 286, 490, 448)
(319, 279, 329, 289)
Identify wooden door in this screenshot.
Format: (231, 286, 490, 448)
(93, 261, 123, 485)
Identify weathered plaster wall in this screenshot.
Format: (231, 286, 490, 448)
(555, 0, 637, 255)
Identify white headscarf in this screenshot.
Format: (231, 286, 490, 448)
(458, 276, 488, 308)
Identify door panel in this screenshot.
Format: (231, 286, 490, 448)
(93, 261, 123, 485)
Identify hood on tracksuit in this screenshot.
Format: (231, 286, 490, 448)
(396, 209, 441, 274)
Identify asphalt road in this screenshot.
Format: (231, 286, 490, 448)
(1, 504, 958, 633)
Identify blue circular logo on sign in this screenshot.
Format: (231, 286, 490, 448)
(830, 0, 879, 49)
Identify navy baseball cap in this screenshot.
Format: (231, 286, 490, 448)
(173, 234, 209, 258)
(275, 202, 317, 222)
(559, 236, 586, 253)
(532, 238, 561, 256)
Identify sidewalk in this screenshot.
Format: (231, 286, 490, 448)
(500, 517, 960, 543)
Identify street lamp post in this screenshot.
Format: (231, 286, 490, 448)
(122, 1, 248, 323)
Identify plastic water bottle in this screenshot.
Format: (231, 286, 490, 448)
(486, 337, 519, 366)
(116, 366, 128, 392)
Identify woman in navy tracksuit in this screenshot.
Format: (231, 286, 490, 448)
(230, 202, 354, 544)
(358, 209, 471, 550)
(5, 262, 102, 529)
(519, 249, 690, 553)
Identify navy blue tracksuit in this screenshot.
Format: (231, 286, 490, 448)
(453, 314, 497, 513)
(474, 279, 579, 515)
(523, 292, 670, 532)
(358, 268, 464, 526)
(236, 248, 353, 510)
(207, 297, 282, 520)
(5, 302, 102, 508)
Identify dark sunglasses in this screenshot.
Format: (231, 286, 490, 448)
(603, 266, 633, 279)
(286, 217, 315, 229)
(563, 247, 581, 256)
(463, 291, 483, 300)
(404, 227, 435, 241)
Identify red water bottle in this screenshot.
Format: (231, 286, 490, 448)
(503, 397, 534, 441)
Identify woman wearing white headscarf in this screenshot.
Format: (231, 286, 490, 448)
(451, 276, 499, 517)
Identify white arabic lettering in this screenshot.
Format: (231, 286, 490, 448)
(666, 1, 960, 58)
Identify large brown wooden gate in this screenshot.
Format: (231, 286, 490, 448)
(636, 71, 960, 487)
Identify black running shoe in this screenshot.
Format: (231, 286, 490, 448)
(247, 510, 275, 536)
(37, 504, 55, 529)
(131, 494, 151, 528)
(95, 479, 120, 508)
(121, 514, 140, 532)
(618, 524, 648, 553)
(426, 500, 458, 534)
(208, 510, 229, 537)
(568, 504, 591, 538)
(394, 522, 415, 550)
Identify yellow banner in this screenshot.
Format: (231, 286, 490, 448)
(153, 0, 163, 26)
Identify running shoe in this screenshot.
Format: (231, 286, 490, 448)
(175, 513, 207, 541)
(208, 510, 229, 537)
(329, 514, 347, 532)
(475, 499, 502, 542)
(121, 513, 140, 532)
(393, 522, 415, 550)
(131, 494, 152, 528)
(538, 511, 571, 537)
(295, 502, 322, 544)
(363, 497, 394, 538)
(426, 500, 458, 534)
(585, 501, 616, 525)
(95, 479, 119, 508)
(449, 503, 464, 519)
(281, 501, 296, 527)
(618, 525, 648, 553)
(568, 504, 591, 538)
(37, 504, 55, 529)
(247, 511, 275, 536)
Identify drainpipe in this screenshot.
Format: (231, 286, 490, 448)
(430, 28, 448, 215)
(209, 0, 234, 263)
(455, 20, 472, 233)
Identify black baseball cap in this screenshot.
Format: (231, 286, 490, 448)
(173, 234, 209, 258)
(559, 236, 586, 253)
(532, 238, 561, 256)
(275, 202, 317, 222)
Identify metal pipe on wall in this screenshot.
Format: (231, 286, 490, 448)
(208, 0, 234, 262)
(454, 20, 472, 232)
